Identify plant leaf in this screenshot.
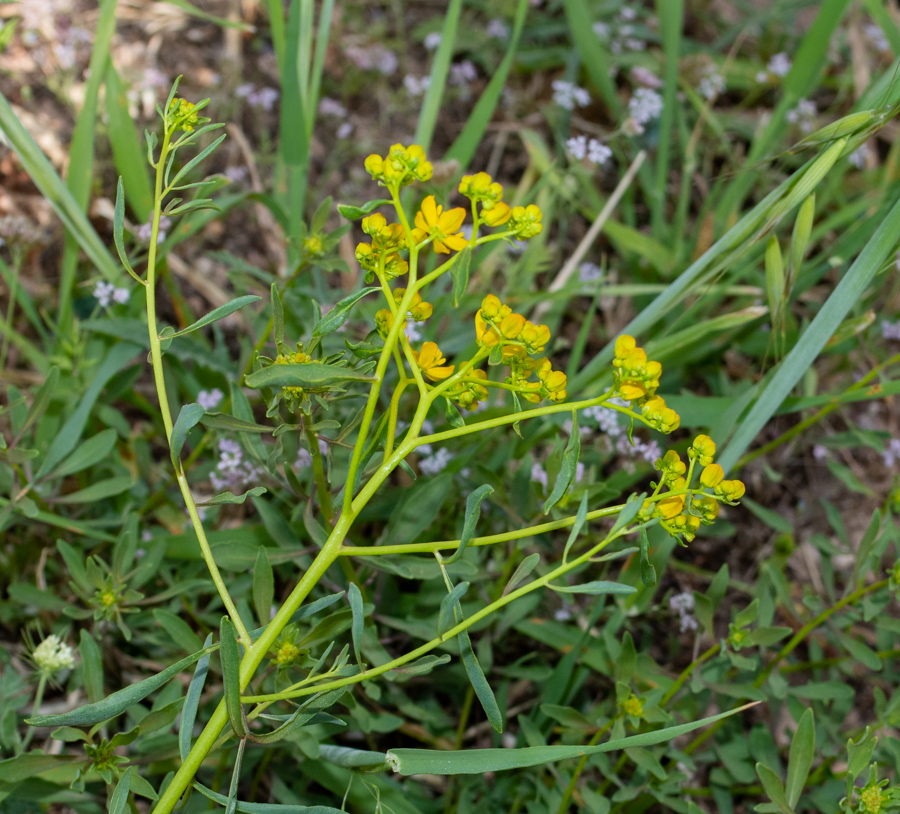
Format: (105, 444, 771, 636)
(312, 288, 377, 337)
(444, 484, 493, 564)
(542, 413, 581, 514)
(220, 617, 247, 738)
(549, 581, 637, 595)
(166, 295, 261, 339)
(450, 246, 472, 307)
(348, 582, 365, 671)
(170, 403, 206, 465)
(336, 199, 392, 220)
(785, 708, 815, 808)
(244, 363, 376, 390)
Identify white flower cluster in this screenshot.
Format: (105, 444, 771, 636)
(756, 52, 792, 82)
(137, 215, 172, 244)
(197, 389, 224, 410)
(93, 281, 129, 308)
(345, 44, 398, 75)
(582, 401, 661, 464)
(628, 88, 664, 127)
(697, 65, 725, 101)
(593, 6, 647, 53)
(210, 439, 263, 493)
(578, 262, 603, 283)
(884, 438, 900, 468)
(552, 80, 590, 111)
(33, 635, 76, 675)
(566, 135, 612, 166)
(424, 32, 443, 50)
(450, 60, 477, 87)
(236, 84, 280, 112)
(669, 592, 698, 633)
(786, 99, 817, 134)
(404, 75, 431, 97)
(486, 19, 509, 40)
(864, 23, 890, 53)
(420, 447, 453, 475)
(883, 319, 900, 341)
(319, 97, 347, 117)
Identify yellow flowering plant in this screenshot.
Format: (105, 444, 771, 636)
(27, 97, 748, 809)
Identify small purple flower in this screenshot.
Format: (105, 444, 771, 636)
(197, 388, 224, 410)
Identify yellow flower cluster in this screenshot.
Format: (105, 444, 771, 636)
(459, 172, 511, 227)
(167, 98, 199, 132)
(474, 294, 566, 403)
(374, 289, 434, 338)
(356, 212, 409, 280)
(647, 435, 745, 543)
(613, 335, 680, 433)
(364, 144, 433, 187)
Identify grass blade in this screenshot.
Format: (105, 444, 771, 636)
(414, 0, 462, 153)
(718, 192, 900, 472)
(106, 66, 154, 220)
(179, 634, 213, 761)
(220, 617, 247, 738)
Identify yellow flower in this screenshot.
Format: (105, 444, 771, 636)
(693, 496, 720, 524)
(656, 450, 686, 484)
(450, 369, 489, 410)
(641, 396, 680, 433)
(691, 435, 716, 466)
(699, 464, 724, 488)
(413, 196, 468, 254)
(612, 335, 662, 402)
(536, 358, 567, 402)
(509, 204, 543, 239)
(459, 171, 504, 205)
(656, 494, 685, 520)
(716, 479, 746, 502)
(482, 201, 511, 226)
(393, 288, 433, 321)
(365, 144, 433, 187)
(413, 341, 455, 381)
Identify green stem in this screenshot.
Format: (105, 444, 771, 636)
(143, 128, 250, 647)
(20, 673, 47, 753)
(305, 427, 333, 525)
(660, 644, 720, 706)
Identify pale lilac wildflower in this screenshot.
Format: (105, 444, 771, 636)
(424, 32, 442, 50)
(587, 139, 612, 165)
(236, 83, 255, 98)
(574, 461, 585, 483)
(531, 462, 548, 489)
(405, 318, 422, 343)
(248, 87, 279, 111)
(578, 262, 603, 283)
(631, 66, 663, 88)
(552, 80, 590, 110)
(345, 44, 398, 75)
(318, 438, 329, 456)
(697, 66, 725, 101)
(757, 52, 791, 82)
(224, 166, 248, 184)
(786, 99, 817, 133)
(669, 592, 698, 633)
(319, 97, 348, 117)
(197, 388, 224, 410)
(295, 448, 313, 468)
(812, 444, 828, 460)
(420, 447, 453, 475)
(337, 122, 354, 139)
(884, 438, 900, 468)
(487, 19, 509, 40)
(566, 135, 588, 160)
(210, 438, 263, 493)
(619, 7, 637, 20)
(864, 23, 890, 53)
(450, 60, 477, 86)
(628, 88, 663, 125)
(593, 22, 610, 41)
(848, 144, 871, 169)
(404, 74, 431, 97)
(94, 281, 129, 308)
(882, 320, 900, 340)
(137, 215, 171, 244)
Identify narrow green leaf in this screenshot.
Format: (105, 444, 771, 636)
(0, 754, 79, 783)
(414, 0, 462, 153)
(252, 549, 274, 629)
(20, 367, 59, 438)
(444, 0, 528, 168)
(562, 0, 620, 114)
(220, 617, 247, 738)
(388, 654, 451, 678)
(459, 627, 503, 733)
(169, 133, 227, 188)
(200, 487, 268, 506)
(562, 493, 588, 563)
(450, 246, 472, 307)
(48, 428, 118, 480)
(79, 629, 104, 703)
(718, 192, 900, 472)
(549, 581, 637, 596)
(639, 527, 657, 587)
(109, 767, 133, 814)
(271, 282, 285, 348)
(113, 178, 140, 282)
(388, 702, 758, 774)
(200, 413, 272, 434)
(166, 295, 261, 339)
(348, 582, 365, 671)
(180, 633, 213, 761)
(438, 582, 469, 636)
(785, 708, 815, 808)
(244, 363, 376, 390)
(847, 728, 877, 783)
(106, 66, 153, 219)
(27, 644, 217, 726)
(312, 287, 377, 337)
(193, 782, 344, 814)
(542, 413, 581, 514)
(444, 484, 493, 564)
(336, 199, 391, 220)
(37, 343, 140, 479)
(756, 763, 794, 814)
(55, 475, 134, 504)
(225, 738, 246, 814)
(610, 492, 647, 536)
(170, 403, 206, 465)
(504, 553, 540, 595)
